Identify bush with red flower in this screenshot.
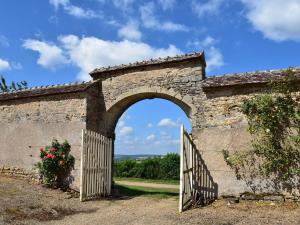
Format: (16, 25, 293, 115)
(36, 139, 75, 190)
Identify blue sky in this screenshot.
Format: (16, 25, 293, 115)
(0, 0, 299, 154)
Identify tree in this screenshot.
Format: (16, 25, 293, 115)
(223, 68, 300, 194)
(0, 75, 27, 93)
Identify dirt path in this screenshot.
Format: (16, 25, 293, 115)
(115, 180, 179, 190)
(1, 175, 300, 225)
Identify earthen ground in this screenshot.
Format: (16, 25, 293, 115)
(0, 175, 299, 225)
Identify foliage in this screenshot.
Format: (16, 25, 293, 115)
(0, 75, 27, 92)
(114, 153, 180, 180)
(223, 68, 300, 193)
(36, 140, 75, 190)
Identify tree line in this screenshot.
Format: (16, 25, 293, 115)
(114, 153, 180, 180)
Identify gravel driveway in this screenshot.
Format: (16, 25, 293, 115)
(0, 175, 299, 225)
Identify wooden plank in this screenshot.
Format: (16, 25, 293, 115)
(108, 138, 112, 195)
(80, 129, 113, 201)
(80, 129, 85, 201)
(179, 124, 184, 212)
(103, 135, 107, 195)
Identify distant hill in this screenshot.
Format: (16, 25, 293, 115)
(115, 154, 163, 161)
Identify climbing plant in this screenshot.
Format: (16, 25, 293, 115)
(0, 75, 27, 92)
(223, 68, 300, 193)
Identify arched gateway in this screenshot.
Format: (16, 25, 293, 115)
(0, 52, 299, 210)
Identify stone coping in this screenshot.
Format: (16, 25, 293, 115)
(1, 66, 299, 102)
(203, 68, 300, 89)
(0, 81, 93, 101)
(89, 51, 206, 78)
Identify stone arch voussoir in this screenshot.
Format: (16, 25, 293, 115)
(105, 86, 196, 135)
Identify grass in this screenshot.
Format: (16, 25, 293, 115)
(114, 177, 180, 185)
(115, 184, 179, 199)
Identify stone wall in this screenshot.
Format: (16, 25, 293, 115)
(0, 51, 299, 196)
(0, 90, 88, 189)
(197, 81, 300, 195)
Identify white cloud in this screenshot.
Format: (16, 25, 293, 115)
(119, 126, 134, 136)
(49, 0, 101, 19)
(241, 0, 300, 42)
(23, 34, 182, 80)
(187, 36, 224, 71)
(206, 46, 224, 72)
(11, 62, 23, 70)
(0, 35, 9, 47)
(0, 58, 11, 71)
(192, 0, 224, 17)
(140, 2, 188, 32)
(147, 123, 153, 128)
(59, 34, 182, 81)
(117, 120, 125, 127)
(65, 5, 100, 18)
(23, 39, 68, 70)
(157, 0, 176, 11)
(158, 118, 178, 128)
(187, 35, 217, 49)
(202, 36, 217, 47)
(146, 134, 156, 141)
(118, 21, 142, 41)
(112, 0, 134, 10)
(49, 0, 69, 9)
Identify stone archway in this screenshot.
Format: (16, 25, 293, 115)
(88, 52, 207, 138)
(104, 86, 195, 136)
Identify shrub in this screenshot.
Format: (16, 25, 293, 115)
(160, 153, 180, 180)
(114, 153, 180, 180)
(36, 140, 75, 190)
(223, 69, 300, 193)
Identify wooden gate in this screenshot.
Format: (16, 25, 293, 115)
(179, 125, 218, 212)
(80, 129, 112, 201)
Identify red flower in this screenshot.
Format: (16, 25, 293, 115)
(50, 148, 57, 152)
(40, 148, 44, 152)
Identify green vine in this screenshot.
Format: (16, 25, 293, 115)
(223, 68, 300, 193)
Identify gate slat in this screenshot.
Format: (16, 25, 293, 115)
(179, 125, 217, 212)
(80, 129, 113, 201)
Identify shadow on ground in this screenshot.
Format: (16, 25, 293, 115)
(111, 184, 179, 200)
